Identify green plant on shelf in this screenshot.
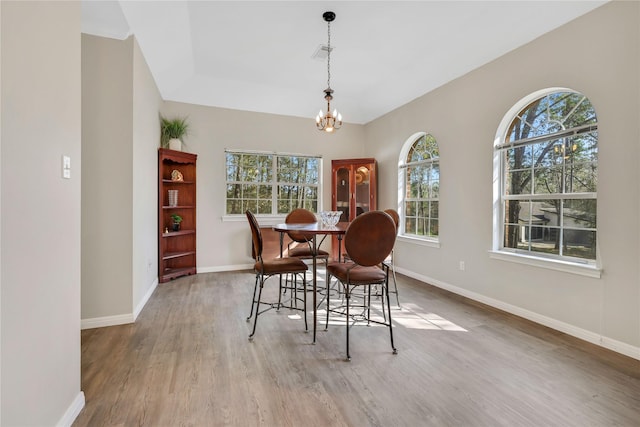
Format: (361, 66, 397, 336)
(170, 214, 183, 231)
(160, 116, 189, 148)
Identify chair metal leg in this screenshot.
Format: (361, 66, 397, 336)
(325, 273, 331, 330)
(277, 273, 285, 311)
(246, 273, 259, 322)
(249, 278, 265, 340)
(291, 274, 297, 310)
(366, 284, 372, 326)
(302, 274, 308, 331)
(384, 278, 398, 355)
(382, 266, 389, 322)
(390, 256, 400, 307)
(345, 286, 351, 361)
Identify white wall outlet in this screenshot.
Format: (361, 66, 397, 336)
(459, 261, 465, 271)
(62, 155, 71, 179)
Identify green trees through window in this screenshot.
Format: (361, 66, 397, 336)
(497, 90, 598, 261)
(226, 151, 320, 215)
(400, 133, 440, 238)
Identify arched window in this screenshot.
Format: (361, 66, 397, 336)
(398, 132, 440, 241)
(493, 89, 598, 268)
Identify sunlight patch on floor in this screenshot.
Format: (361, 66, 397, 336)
(290, 266, 467, 331)
(394, 302, 467, 331)
(313, 302, 467, 331)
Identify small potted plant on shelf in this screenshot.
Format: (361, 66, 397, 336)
(170, 214, 183, 231)
(160, 116, 189, 151)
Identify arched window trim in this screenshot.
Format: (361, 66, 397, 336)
(397, 132, 440, 247)
(490, 87, 601, 278)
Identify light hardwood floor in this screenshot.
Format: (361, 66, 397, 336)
(74, 270, 640, 426)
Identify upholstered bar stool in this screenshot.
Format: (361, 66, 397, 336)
(285, 208, 330, 264)
(284, 208, 330, 291)
(325, 211, 398, 360)
(245, 210, 308, 340)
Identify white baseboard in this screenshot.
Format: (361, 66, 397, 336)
(394, 266, 640, 361)
(198, 263, 252, 273)
(600, 336, 640, 360)
(134, 278, 158, 321)
(81, 278, 159, 330)
(56, 391, 85, 427)
(80, 268, 251, 329)
(81, 313, 134, 330)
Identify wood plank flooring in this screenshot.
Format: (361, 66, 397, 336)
(73, 270, 640, 426)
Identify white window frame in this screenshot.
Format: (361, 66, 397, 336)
(223, 149, 323, 224)
(397, 132, 440, 247)
(490, 87, 601, 278)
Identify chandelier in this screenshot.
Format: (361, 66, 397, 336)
(315, 11, 342, 133)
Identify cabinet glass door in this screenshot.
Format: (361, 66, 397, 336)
(354, 165, 371, 217)
(336, 167, 350, 221)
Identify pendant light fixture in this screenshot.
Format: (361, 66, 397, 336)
(315, 11, 342, 133)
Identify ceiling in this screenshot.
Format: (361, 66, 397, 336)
(81, 1, 607, 125)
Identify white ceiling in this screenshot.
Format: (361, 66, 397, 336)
(82, 1, 607, 124)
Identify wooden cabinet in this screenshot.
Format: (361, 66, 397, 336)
(331, 158, 377, 259)
(158, 148, 197, 283)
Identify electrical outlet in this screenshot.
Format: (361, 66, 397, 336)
(459, 261, 465, 271)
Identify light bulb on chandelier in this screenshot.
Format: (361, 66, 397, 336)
(315, 11, 342, 132)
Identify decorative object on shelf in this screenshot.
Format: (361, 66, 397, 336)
(171, 169, 184, 181)
(315, 11, 343, 133)
(170, 214, 182, 231)
(164, 227, 169, 234)
(160, 116, 189, 151)
(168, 189, 178, 207)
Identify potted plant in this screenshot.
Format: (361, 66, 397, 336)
(170, 214, 183, 231)
(161, 116, 189, 151)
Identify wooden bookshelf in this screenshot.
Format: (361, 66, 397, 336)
(158, 148, 197, 283)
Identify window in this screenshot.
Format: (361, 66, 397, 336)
(398, 133, 440, 240)
(225, 150, 321, 215)
(493, 89, 598, 265)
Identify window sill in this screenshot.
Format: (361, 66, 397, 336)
(397, 235, 440, 248)
(489, 250, 601, 278)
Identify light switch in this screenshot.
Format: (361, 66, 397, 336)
(62, 155, 71, 179)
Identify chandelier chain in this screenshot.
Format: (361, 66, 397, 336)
(327, 20, 331, 89)
(315, 11, 341, 132)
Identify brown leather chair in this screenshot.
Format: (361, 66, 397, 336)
(383, 209, 400, 307)
(343, 209, 400, 310)
(284, 208, 330, 263)
(246, 210, 308, 340)
(325, 210, 398, 360)
(283, 208, 331, 297)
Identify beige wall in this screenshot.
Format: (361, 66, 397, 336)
(365, 1, 640, 354)
(132, 37, 162, 316)
(1, 1, 83, 425)
(82, 33, 162, 326)
(81, 35, 134, 322)
(0, 3, 3, 419)
(160, 101, 367, 270)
